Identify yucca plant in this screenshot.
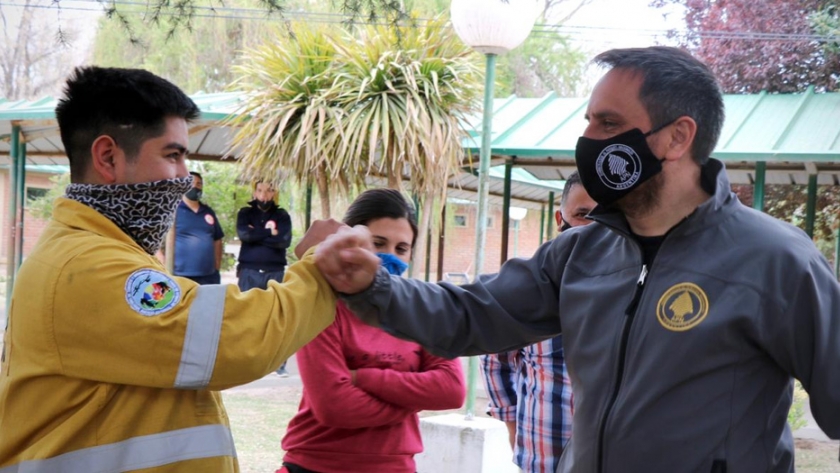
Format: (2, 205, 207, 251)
(227, 22, 345, 217)
(229, 15, 482, 252)
(327, 16, 482, 262)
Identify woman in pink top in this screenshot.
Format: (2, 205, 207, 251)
(278, 189, 466, 473)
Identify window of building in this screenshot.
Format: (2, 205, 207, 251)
(453, 215, 468, 227)
(25, 187, 49, 207)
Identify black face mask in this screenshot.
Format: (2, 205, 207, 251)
(559, 217, 572, 233)
(184, 187, 202, 201)
(574, 122, 672, 206)
(256, 200, 273, 211)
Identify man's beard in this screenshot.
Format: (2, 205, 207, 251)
(614, 172, 665, 220)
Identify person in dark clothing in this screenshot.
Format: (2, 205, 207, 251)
(173, 172, 224, 285)
(236, 180, 293, 376)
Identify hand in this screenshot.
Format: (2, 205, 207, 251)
(314, 225, 380, 294)
(505, 421, 517, 450)
(295, 219, 346, 259)
(271, 228, 278, 236)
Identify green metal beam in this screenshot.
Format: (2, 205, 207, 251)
(500, 160, 513, 264)
(304, 182, 312, 231)
(753, 161, 766, 211)
(546, 191, 555, 241)
(466, 52, 498, 420)
(5, 125, 20, 318)
(805, 174, 818, 238)
(424, 225, 432, 283)
(539, 204, 545, 245)
(15, 142, 26, 269)
(835, 226, 840, 280)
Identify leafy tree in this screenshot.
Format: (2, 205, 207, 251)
(811, 4, 840, 55)
(733, 183, 840, 264)
(495, 29, 587, 97)
(28, 172, 70, 220)
(0, 0, 81, 99)
(408, 0, 590, 97)
(652, 0, 840, 93)
(91, 0, 279, 93)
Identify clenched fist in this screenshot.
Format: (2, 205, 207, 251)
(314, 225, 380, 295)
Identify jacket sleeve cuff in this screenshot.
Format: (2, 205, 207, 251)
(339, 266, 392, 327)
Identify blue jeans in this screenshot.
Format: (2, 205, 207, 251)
(183, 270, 220, 285)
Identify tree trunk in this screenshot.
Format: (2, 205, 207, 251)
(316, 168, 331, 219)
(387, 168, 402, 189)
(413, 193, 434, 281)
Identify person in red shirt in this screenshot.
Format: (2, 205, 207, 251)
(279, 189, 466, 473)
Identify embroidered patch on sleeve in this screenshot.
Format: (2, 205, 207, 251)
(125, 269, 182, 316)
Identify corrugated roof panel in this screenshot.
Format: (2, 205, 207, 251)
(722, 93, 804, 152)
(774, 93, 840, 153)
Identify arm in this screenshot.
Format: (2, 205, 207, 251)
(767, 254, 840, 438)
(261, 210, 292, 249)
(296, 312, 413, 429)
(481, 351, 521, 423)
(211, 209, 224, 271)
(341, 238, 567, 358)
(51, 246, 337, 391)
(353, 350, 466, 411)
(236, 207, 271, 243)
(214, 239, 222, 271)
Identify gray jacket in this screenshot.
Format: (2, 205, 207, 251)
(344, 159, 840, 472)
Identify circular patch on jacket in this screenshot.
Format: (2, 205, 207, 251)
(656, 283, 709, 331)
(265, 220, 276, 230)
(596, 143, 642, 190)
(204, 214, 215, 225)
(125, 269, 181, 316)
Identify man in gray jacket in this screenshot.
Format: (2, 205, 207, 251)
(310, 46, 840, 472)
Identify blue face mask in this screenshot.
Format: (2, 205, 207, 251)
(377, 253, 409, 276)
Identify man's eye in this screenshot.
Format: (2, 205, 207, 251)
(373, 241, 385, 248)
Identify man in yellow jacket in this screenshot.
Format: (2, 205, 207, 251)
(0, 67, 339, 472)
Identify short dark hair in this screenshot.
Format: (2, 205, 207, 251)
(343, 189, 419, 249)
(55, 66, 200, 181)
(190, 171, 203, 181)
(561, 171, 582, 208)
(593, 46, 725, 165)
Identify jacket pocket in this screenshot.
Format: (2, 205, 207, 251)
(711, 459, 727, 473)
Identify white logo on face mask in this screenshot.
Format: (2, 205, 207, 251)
(596, 144, 642, 190)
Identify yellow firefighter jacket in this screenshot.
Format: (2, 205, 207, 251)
(0, 198, 337, 472)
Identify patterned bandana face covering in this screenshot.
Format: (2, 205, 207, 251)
(65, 176, 194, 255)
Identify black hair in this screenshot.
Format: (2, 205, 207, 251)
(189, 171, 203, 181)
(560, 171, 582, 207)
(343, 189, 419, 248)
(593, 46, 725, 165)
(55, 66, 200, 181)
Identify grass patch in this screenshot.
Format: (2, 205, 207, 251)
(223, 383, 840, 473)
(222, 386, 303, 473)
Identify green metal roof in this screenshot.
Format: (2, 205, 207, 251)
(3, 88, 840, 186)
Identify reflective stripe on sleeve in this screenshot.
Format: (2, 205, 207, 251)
(174, 284, 227, 389)
(0, 424, 236, 473)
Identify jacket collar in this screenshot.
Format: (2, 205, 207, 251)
(52, 197, 142, 249)
(588, 158, 738, 239)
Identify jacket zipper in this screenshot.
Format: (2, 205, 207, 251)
(596, 262, 648, 473)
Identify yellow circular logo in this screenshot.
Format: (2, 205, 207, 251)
(656, 283, 709, 332)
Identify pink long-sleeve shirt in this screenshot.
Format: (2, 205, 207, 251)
(281, 302, 466, 473)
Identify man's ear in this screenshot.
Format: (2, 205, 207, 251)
(663, 116, 697, 162)
(554, 210, 562, 228)
(90, 135, 121, 184)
